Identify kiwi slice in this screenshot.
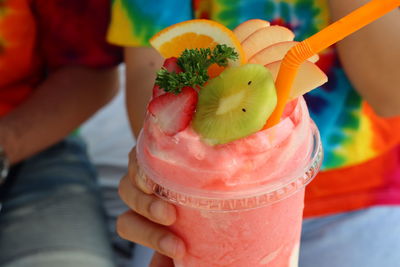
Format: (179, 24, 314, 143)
(192, 64, 277, 145)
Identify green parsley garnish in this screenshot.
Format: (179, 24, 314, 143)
(155, 44, 238, 94)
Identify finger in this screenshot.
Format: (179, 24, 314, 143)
(117, 211, 185, 259)
(135, 165, 153, 194)
(150, 252, 175, 267)
(119, 175, 176, 225)
(128, 148, 153, 194)
(127, 149, 137, 179)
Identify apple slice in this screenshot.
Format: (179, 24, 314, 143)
(241, 26, 295, 59)
(249, 41, 319, 66)
(265, 60, 328, 99)
(233, 19, 270, 42)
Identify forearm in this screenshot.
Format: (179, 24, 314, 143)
(328, 0, 400, 117)
(0, 66, 119, 164)
(124, 47, 163, 137)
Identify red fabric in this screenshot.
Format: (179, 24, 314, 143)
(0, 0, 122, 117)
(304, 144, 400, 217)
(33, 0, 122, 69)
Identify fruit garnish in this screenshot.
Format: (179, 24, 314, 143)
(234, 22, 326, 121)
(155, 44, 238, 94)
(241, 26, 295, 59)
(153, 57, 184, 98)
(163, 57, 183, 73)
(192, 64, 277, 145)
(265, 60, 327, 100)
(249, 41, 319, 66)
(233, 19, 270, 42)
(148, 87, 198, 136)
(150, 19, 246, 66)
(152, 85, 164, 98)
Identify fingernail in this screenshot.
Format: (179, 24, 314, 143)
(150, 201, 175, 224)
(159, 235, 185, 259)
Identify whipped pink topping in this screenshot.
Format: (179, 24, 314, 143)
(137, 97, 313, 196)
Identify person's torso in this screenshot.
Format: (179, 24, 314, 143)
(0, 0, 40, 115)
(1, 0, 122, 117)
(194, 0, 400, 217)
(110, 0, 400, 170)
(194, 0, 400, 171)
(108, 0, 400, 216)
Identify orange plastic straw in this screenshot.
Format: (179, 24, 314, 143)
(265, 0, 400, 128)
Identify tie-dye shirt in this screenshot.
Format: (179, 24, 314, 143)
(0, 0, 121, 117)
(108, 0, 400, 217)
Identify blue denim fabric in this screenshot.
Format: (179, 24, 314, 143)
(0, 136, 116, 267)
(300, 206, 400, 267)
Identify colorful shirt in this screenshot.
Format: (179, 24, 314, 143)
(108, 0, 400, 217)
(0, 0, 122, 116)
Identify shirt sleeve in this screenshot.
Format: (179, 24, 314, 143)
(34, 0, 123, 69)
(107, 0, 193, 47)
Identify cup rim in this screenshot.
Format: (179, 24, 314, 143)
(137, 120, 323, 211)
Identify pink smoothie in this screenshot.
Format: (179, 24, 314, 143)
(137, 97, 321, 267)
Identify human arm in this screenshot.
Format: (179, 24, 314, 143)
(328, 0, 400, 117)
(124, 47, 164, 136)
(0, 0, 123, 164)
(107, 0, 192, 261)
(117, 47, 186, 265)
(0, 66, 119, 164)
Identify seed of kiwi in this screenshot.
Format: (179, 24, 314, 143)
(192, 64, 277, 145)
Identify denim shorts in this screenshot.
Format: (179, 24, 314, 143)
(0, 136, 116, 267)
(300, 206, 400, 267)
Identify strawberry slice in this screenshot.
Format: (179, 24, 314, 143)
(163, 57, 183, 73)
(152, 57, 184, 98)
(148, 87, 198, 135)
(152, 85, 165, 98)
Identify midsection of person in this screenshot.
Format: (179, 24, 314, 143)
(193, 0, 400, 217)
(0, 0, 40, 115)
(108, 0, 400, 218)
(0, 0, 121, 118)
(108, 1, 400, 266)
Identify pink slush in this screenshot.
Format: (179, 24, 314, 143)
(137, 97, 322, 267)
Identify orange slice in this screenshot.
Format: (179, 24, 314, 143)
(150, 19, 246, 69)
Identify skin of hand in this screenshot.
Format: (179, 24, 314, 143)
(124, 47, 164, 137)
(120, 46, 186, 265)
(0, 66, 119, 164)
(328, 0, 400, 117)
(117, 150, 185, 266)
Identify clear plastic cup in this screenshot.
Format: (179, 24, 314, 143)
(137, 97, 322, 267)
